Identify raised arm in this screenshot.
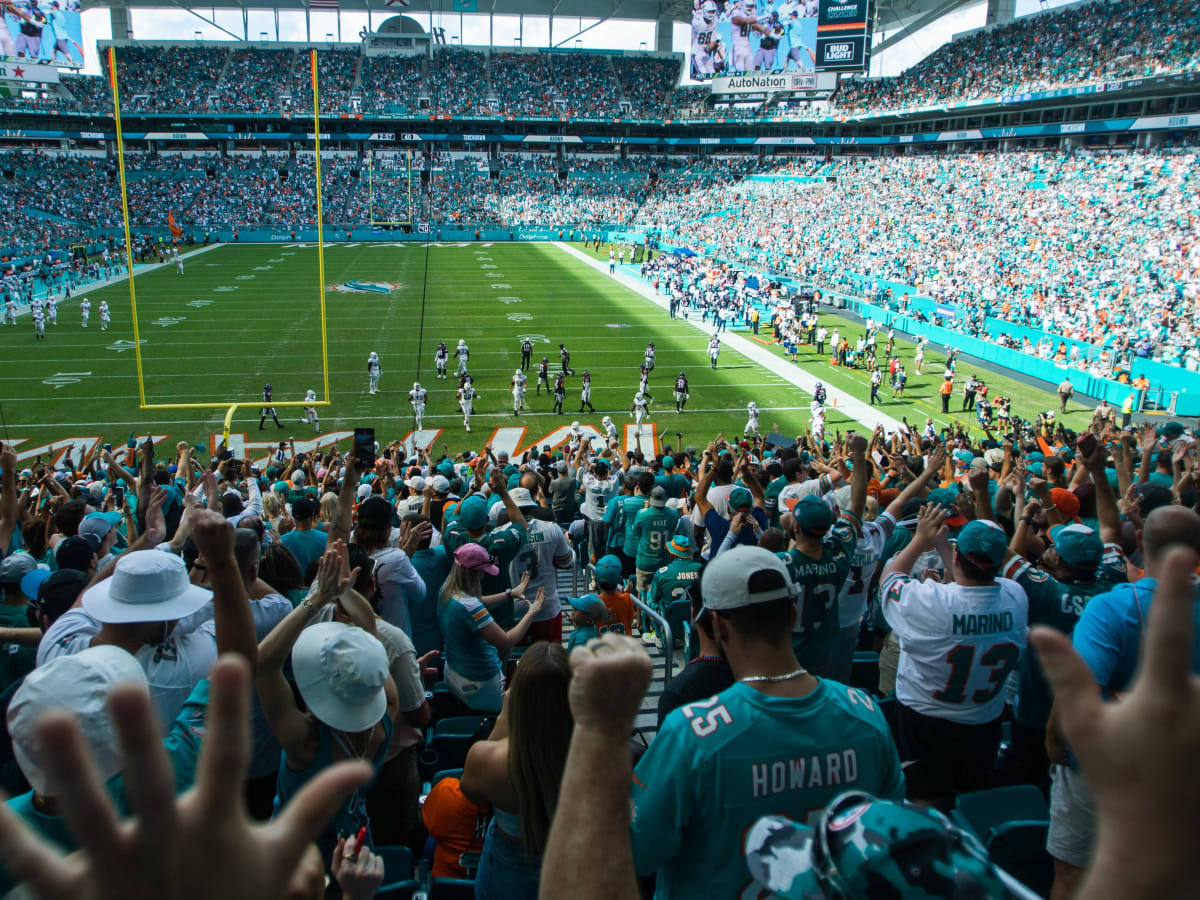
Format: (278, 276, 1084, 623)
(190, 510, 258, 668)
(326, 455, 360, 546)
(0, 444, 17, 557)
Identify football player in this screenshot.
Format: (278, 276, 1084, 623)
(673, 371, 690, 412)
(434, 341, 449, 378)
(644, 341, 656, 373)
(79, 296, 89, 328)
(409, 381, 428, 429)
(707, 335, 721, 369)
(638, 364, 654, 402)
(32, 305, 45, 340)
(367, 351, 381, 394)
(631, 390, 650, 434)
(730, 0, 769, 74)
(601, 414, 618, 443)
(552, 373, 566, 415)
(511, 368, 527, 415)
(579, 370, 595, 413)
(536, 356, 551, 395)
(454, 339, 469, 377)
(458, 376, 476, 432)
(259, 384, 282, 430)
(559, 342, 574, 376)
(690, 0, 720, 78)
(98, 300, 110, 331)
(744, 401, 760, 438)
(299, 389, 320, 432)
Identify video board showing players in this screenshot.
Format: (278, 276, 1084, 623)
(690, 0, 820, 80)
(1, 0, 85, 69)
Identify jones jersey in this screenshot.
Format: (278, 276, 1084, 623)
(880, 572, 1028, 724)
(631, 680, 904, 900)
(646, 558, 703, 612)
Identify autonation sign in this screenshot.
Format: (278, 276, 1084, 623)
(712, 73, 823, 95)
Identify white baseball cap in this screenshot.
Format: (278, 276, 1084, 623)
(430, 475, 451, 494)
(81, 550, 212, 624)
(701, 546, 798, 612)
(9, 645, 148, 796)
(507, 487, 536, 507)
(292, 622, 389, 733)
(406, 475, 426, 492)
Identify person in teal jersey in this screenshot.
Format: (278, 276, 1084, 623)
(617, 474, 653, 576)
(630, 547, 903, 900)
(279, 496, 328, 579)
(778, 435, 870, 679)
(632, 486, 680, 597)
(0, 646, 212, 896)
(600, 475, 636, 567)
(441, 473, 529, 629)
(653, 456, 691, 500)
(565, 593, 609, 653)
(646, 535, 702, 616)
(404, 513, 452, 657)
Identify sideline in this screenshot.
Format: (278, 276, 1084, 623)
(552, 242, 908, 434)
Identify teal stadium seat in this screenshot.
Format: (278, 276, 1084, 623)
(984, 820, 1053, 898)
(431, 877, 478, 899)
(373, 845, 414, 890)
(850, 651, 881, 695)
(952, 785, 1049, 841)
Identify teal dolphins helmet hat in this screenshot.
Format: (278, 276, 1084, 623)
(744, 792, 1037, 899)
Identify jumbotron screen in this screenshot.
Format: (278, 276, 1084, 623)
(1, 0, 85, 69)
(689, 0, 871, 80)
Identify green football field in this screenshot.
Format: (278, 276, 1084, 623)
(0, 240, 1086, 464)
(0, 241, 862, 461)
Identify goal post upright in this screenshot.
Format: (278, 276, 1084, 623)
(107, 46, 331, 414)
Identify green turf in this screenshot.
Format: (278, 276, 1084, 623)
(570, 241, 1096, 437)
(0, 241, 871, 457)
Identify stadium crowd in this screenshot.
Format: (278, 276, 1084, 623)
(1, 400, 1200, 898)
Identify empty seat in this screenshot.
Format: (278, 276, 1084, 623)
(985, 820, 1053, 898)
(431, 876, 478, 899)
(850, 651, 880, 695)
(374, 845, 414, 889)
(952, 785, 1049, 842)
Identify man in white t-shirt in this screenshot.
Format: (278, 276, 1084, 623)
(507, 488, 574, 644)
(879, 511, 1027, 808)
(38, 511, 257, 731)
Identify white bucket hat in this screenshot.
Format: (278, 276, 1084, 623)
(9, 645, 148, 796)
(81, 550, 212, 624)
(292, 622, 389, 733)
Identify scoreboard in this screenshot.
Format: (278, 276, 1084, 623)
(816, 0, 874, 72)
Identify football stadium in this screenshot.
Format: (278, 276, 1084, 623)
(0, 0, 1198, 897)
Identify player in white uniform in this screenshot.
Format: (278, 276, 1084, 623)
(690, 0, 720, 78)
(98, 300, 110, 331)
(511, 368, 527, 415)
(79, 297, 90, 328)
(454, 339, 469, 377)
(409, 381, 428, 429)
(673, 371, 689, 412)
(299, 389, 320, 432)
(601, 415, 618, 443)
(744, 401, 760, 437)
(367, 351, 381, 394)
(631, 391, 649, 433)
(643, 341, 656, 374)
(809, 399, 825, 441)
(46, 295, 56, 325)
(3, 298, 15, 326)
(434, 341, 449, 378)
(579, 370, 594, 413)
(176, 254, 184, 275)
(459, 378, 476, 432)
(32, 307, 45, 340)
(730, 0, 767, 74)
(707, 335, 721, 369)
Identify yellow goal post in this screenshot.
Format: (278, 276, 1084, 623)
(107, 46, 332, 413)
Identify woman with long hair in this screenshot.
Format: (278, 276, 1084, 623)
(461, 642, 574, 900)
(438, 543, 539, 713)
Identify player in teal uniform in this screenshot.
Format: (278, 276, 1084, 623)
(630, 547, 904, 900)
(631, 486, 680, 596)
(646, 535, 701, 615)
(440, 473, 528, 628)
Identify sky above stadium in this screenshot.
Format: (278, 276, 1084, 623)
(76, 0, 1082, 79)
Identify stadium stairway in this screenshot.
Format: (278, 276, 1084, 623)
(555, 562, 674, 742)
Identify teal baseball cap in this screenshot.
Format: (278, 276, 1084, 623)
(744, 792, 1016, 900)
(1049, 523, 1103, 569)
(661, 455, 675, 470)
(458, 495, 489, 531)
(728, 486, 754, 511)
(436, 460, 455, 477)
(593, 555, 622, 587)
(570, 593, 609, 621)
(955, 520, 1007, 568)
(925, 488, 967, 527)
(791, 495, 834, 534)
(1158, 421, 1185, 439)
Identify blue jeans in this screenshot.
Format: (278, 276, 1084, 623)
(475, 820, 541, 900)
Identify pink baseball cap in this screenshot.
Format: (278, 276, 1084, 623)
(454, 542, 499, 576)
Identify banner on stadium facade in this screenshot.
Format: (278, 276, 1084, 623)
(0, 61, 61, 84)
(711, 72, 836, 95)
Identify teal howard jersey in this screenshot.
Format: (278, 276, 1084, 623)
(631, 679, 904, 899)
